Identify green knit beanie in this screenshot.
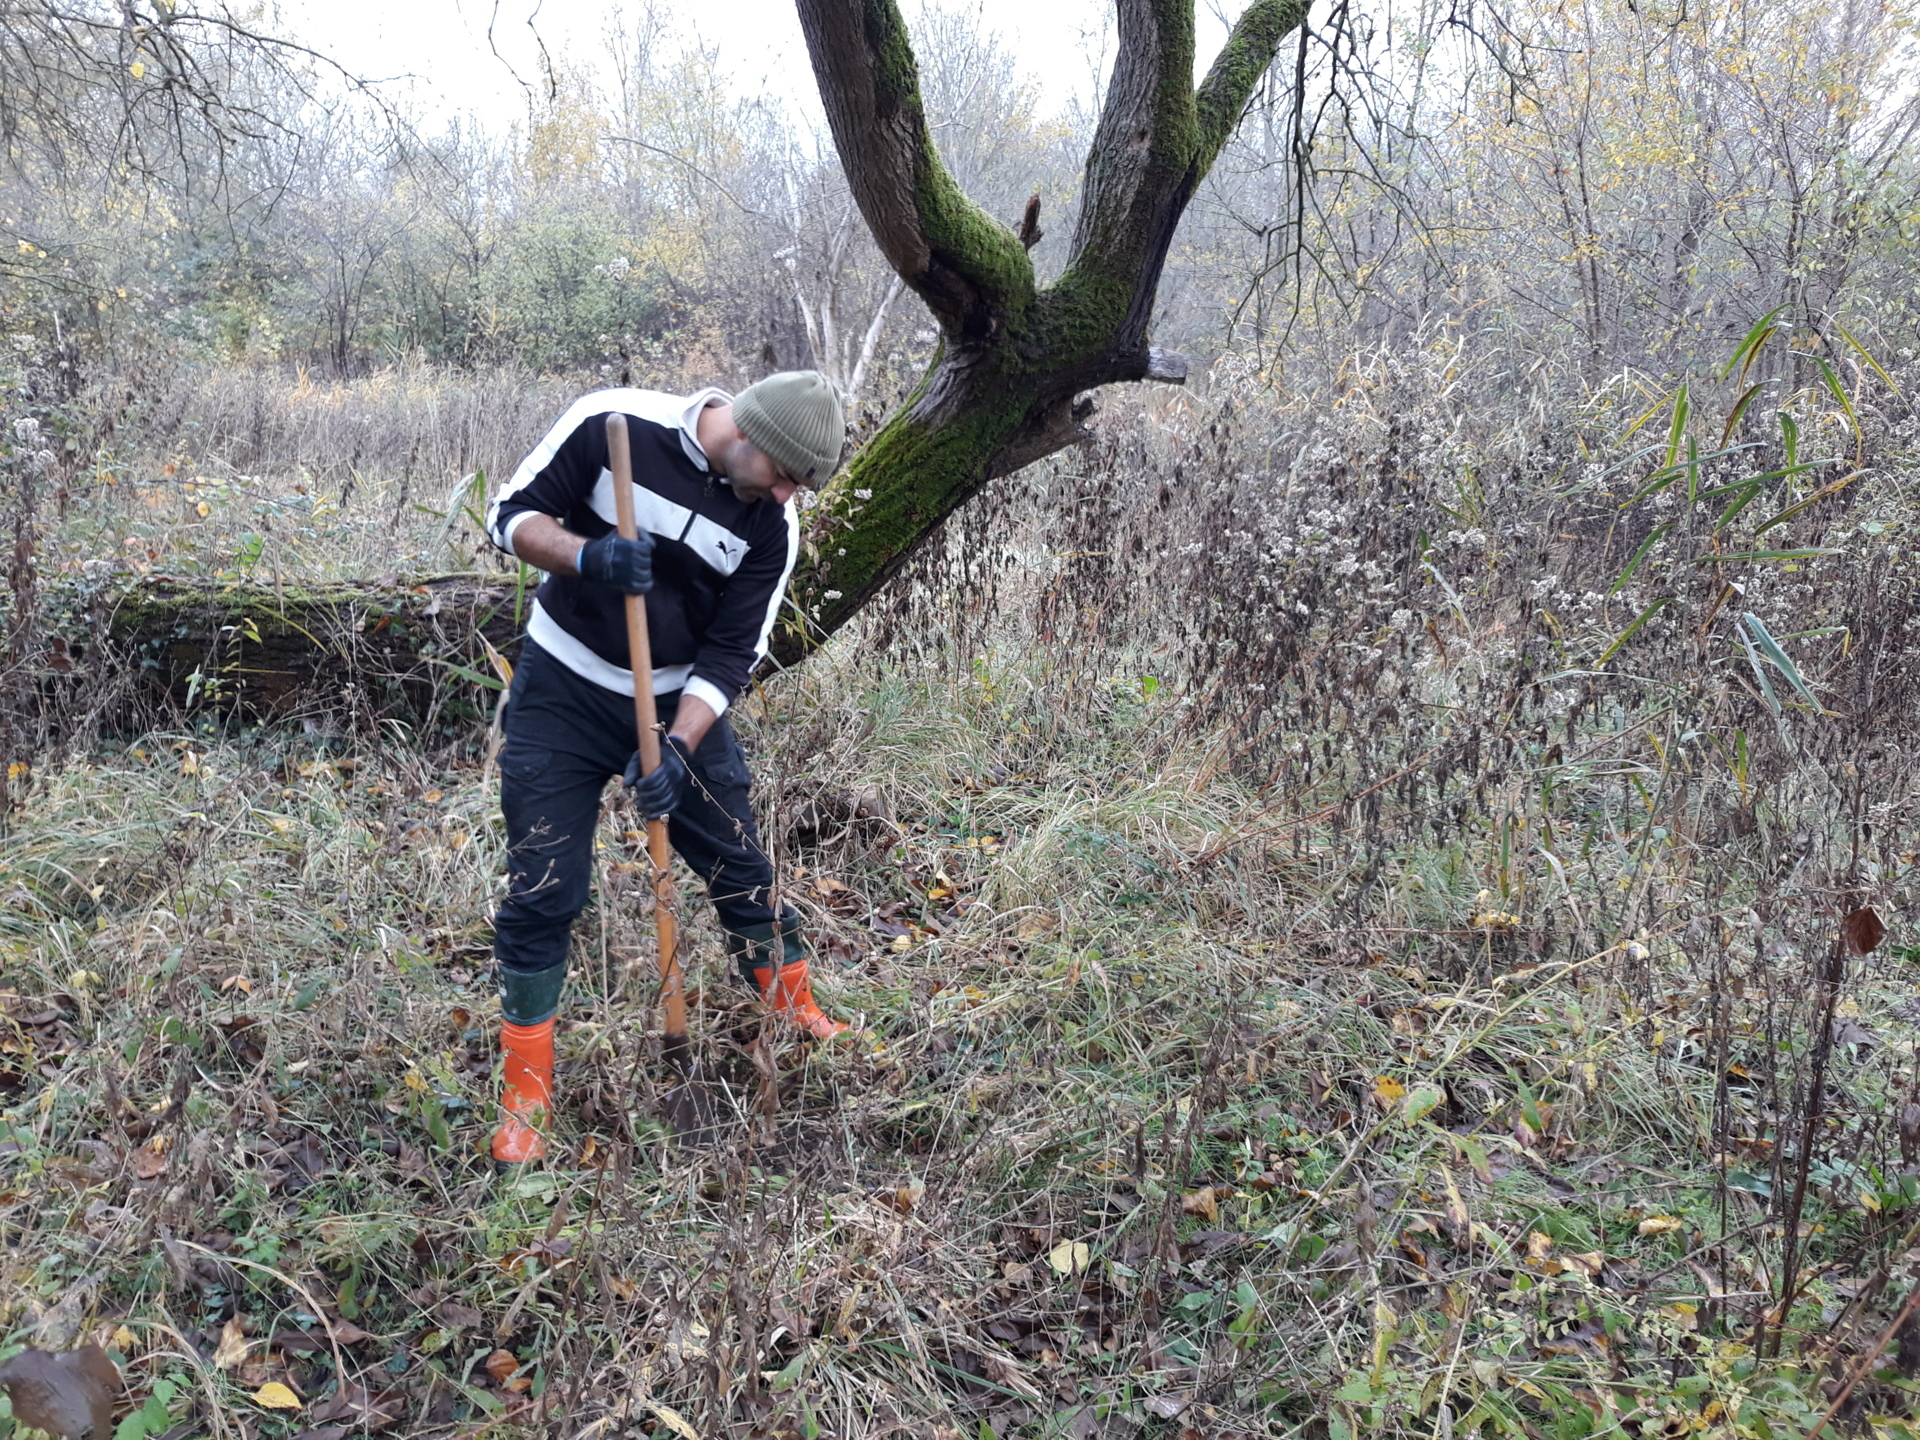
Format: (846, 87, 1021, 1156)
(732, 371, 845, 486)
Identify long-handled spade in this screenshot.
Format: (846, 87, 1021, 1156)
(606, 414, 715, 1138)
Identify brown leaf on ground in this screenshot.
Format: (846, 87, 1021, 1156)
(310, 1381, 406, 1431)
(323, 1317, 370, 1345)
(484, 1349, 524, 1388)
(0, 1344, 119, 1439)
(213, 1317, 250, 1370)
(128, 1139, 168, 1180)
(276, 1135, 330, 1191)
(1179, 1188, 1219, 1222)
(436, 1302, 483, 1330)
(880, 1182, 926, 1215)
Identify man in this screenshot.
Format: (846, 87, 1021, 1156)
(482, 371, 852, 1165)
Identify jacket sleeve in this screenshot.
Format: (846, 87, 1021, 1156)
(485, 399, 612, 555)
(682, 503, 800, 717)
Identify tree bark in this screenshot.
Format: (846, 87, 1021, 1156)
(774, 0, 1310, 665)
(70, 574, 525, 728)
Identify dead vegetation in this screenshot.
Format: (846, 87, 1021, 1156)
(1, 324, 1919, 1440)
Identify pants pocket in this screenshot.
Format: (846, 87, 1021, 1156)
(691, 725, 751, 791)
(500, 740, 554, 786)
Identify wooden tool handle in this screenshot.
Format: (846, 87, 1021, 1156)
(605, 414, 685, 1052)
(606, 414, 659, 772)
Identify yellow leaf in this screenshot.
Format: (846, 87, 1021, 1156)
(1372, 1076, 1407, 1107)
(644, 1399, 700, 1440)
(195, 501, 210, 517)
(403, 1069, 429, 1092)
(111, 1325, 137, 1351)
(1526, 1230, 1554, 1261)
(1047, 1240, 1091, 1276)
(252, 1382, 301, 1410)
(1638, 1215, 1683, 1236)
(130, 59, 145, 79)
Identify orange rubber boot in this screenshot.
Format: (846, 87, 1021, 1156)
(751, 959, 852, 1041)
(491, 1019, 554, 1163)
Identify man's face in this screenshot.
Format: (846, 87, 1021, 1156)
(710, 424, 802, 505)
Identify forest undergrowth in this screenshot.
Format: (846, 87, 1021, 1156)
(1, 325, 1919, 1440)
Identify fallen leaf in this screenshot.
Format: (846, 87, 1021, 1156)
(323, 1317, 370, 1345)
(644, 1398, 701, 1440)
(1180, 1188, 1219, 1222)
(436, 1302, 483, 1330)
(1638, 1215, 1684, 1236)
(1144, 1394, 1191, 1420)
(1843, 907, 1886, 956)
(1526, 1231, 1554, 1262)
(1046, 1240, 1091, 1276)
(484, 1348, 528, 1391)
(0, 1344, 119, 1439)
(254, 1381, 302, 1410)
(884, 1182, 926, 1215)
(1563, 1251, 1605, 1278)
(1372, 1075, 1408, 1108)
(1439, 1168, 1471, 1243)
(129, 1141, 168, 1181)
(213, 1317, 250, 1370)
(1401, 1083, 1446, 1123)
(310, 1381, 406, 1432)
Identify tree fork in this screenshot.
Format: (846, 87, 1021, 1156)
(775, 0, 1309, 665)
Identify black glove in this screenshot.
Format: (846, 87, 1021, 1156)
(577, 531, 653, 594)
(625, 737, 692, 818)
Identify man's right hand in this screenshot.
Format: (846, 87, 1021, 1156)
(577, 532, 653, 594)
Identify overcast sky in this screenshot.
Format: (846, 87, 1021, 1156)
(285, 0, 1239, 135)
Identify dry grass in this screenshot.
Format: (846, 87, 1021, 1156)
(1, 333, 1919, 1439)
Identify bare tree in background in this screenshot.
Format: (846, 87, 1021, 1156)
(0, 0, 370, 185)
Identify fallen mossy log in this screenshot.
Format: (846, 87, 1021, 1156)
(73, 572, 529, 732)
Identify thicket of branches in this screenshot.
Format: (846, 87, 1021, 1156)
(5, 0, 1918, 417)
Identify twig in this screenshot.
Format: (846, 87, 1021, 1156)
(1804, 1283, 1920, 1440)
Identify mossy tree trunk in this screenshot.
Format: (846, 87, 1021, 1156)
(773, 0, 1310, 665)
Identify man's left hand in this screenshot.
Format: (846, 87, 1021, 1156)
(625, 737, 691, 817)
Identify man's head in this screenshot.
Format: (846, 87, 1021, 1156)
(700, 370, 845, 505)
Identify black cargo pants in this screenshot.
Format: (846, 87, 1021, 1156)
(491, 639, 789, 1024)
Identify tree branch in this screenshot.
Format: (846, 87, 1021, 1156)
(794, 0, 1035, 342)
(1195, 0, 1313, 169)
(1055, 0, 1313, 364)
(1064, 0, 1198, 279)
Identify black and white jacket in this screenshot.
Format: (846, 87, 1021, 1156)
(485, 388, 799, 717)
